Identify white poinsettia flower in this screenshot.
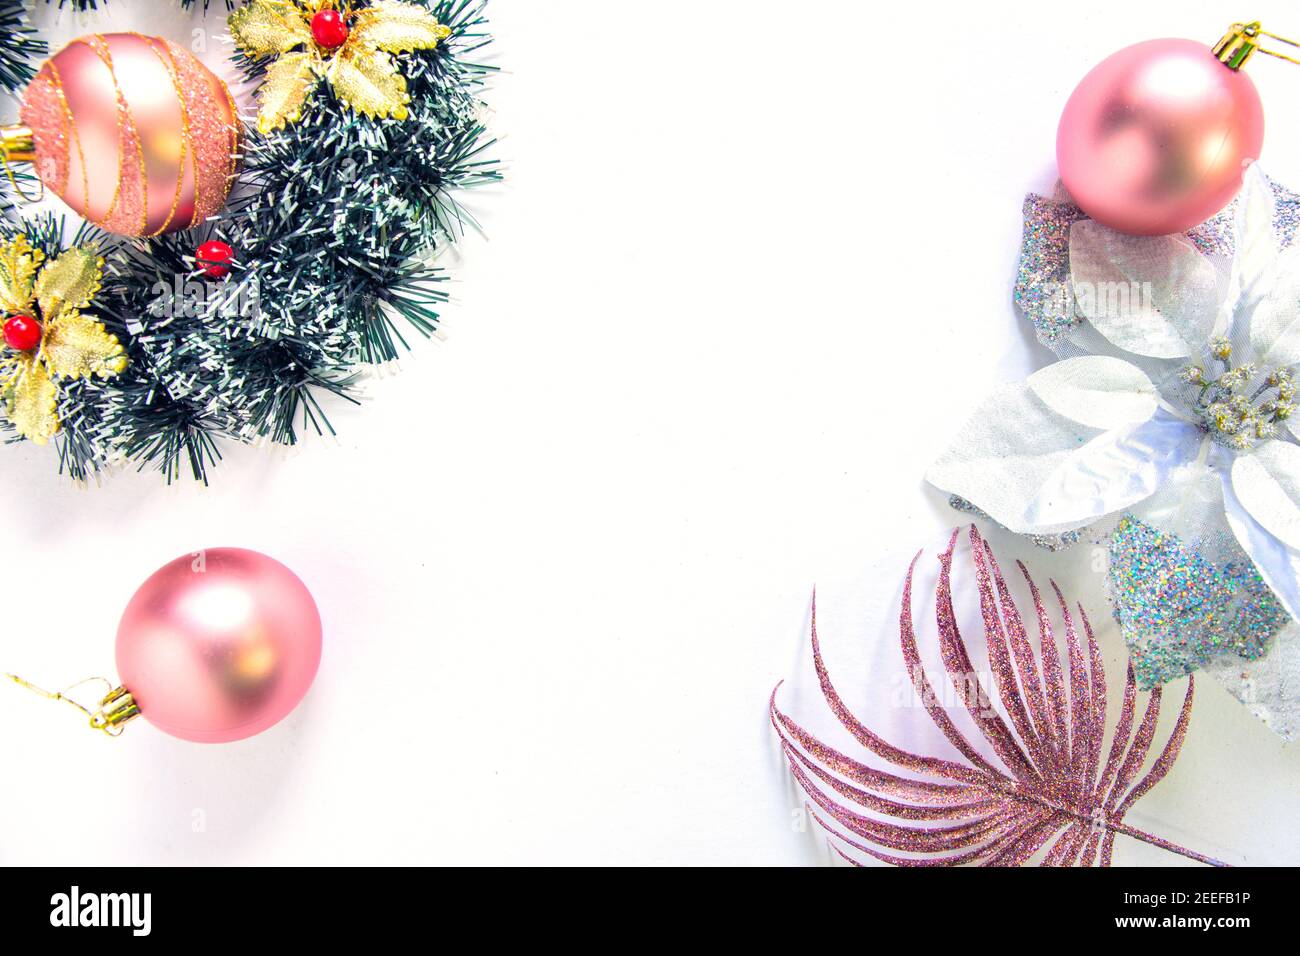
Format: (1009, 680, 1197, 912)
(928, 163, 1300, 622)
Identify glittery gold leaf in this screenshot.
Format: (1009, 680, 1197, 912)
(328, 45, 410, 121)
(351, 0, 452, 54)
(33, 246, 103, 323)
(42, 311, 127, 381)
(4, 356, 59, 445)
(0, 233, 43, 314)
(229, 0, 314, 57)
(256, 52, 321, 134)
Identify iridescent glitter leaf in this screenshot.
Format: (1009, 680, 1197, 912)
(1186, 172, 1300, 257)
(1109, 516, 1285, 689)
(772, 526, 1224, 867)
(1015, 194, 1087, 345)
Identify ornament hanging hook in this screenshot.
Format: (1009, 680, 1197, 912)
(1215, 21, 1300, 70)
(0, 125, 44, 205)
(5, 673, 139, 737)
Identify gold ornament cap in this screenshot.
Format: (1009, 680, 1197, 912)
(6, 674, 140, 737)
(1214, 21, 1300, 70)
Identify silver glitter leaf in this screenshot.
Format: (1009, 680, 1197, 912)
(1109, 515, 1285, 689)
(947, 495, 1086, 552)
(772, 526, 1219, 866)
(1014, 195, 1088, 345)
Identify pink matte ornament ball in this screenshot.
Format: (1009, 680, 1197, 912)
(1057, 38, 1265, 236)
(116, 549, 322, 743)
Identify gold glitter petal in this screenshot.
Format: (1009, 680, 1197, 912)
(0, 234, 44, 314)
(328, 45, 409, 121)
(5, 356, 59, 445)
(33, 246, 104, 323)
(229, 0, 314, 57)
(256, 52, 320, 133)
(41, 310, 127, 381)
(351, 1, 453, 54)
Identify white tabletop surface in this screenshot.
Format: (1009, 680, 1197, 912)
(1, 0, 1298, 866)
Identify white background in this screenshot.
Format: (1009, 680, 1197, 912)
(2, 0, 1299, 866)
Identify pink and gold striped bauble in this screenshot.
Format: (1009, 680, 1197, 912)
(20, 33, 241, 237)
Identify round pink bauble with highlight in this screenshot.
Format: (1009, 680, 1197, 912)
(116, 549, 322, 743)
(1057, 38, 1264, 236)
(20, 33, 241, 237)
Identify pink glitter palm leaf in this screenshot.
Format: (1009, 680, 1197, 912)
(771, 525, 1225, 867)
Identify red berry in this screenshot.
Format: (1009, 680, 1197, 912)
(196, 240, 235, 279)
(3, 314, 41, 352)
(311, 10, 350, 50)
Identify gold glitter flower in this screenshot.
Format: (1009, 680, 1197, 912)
(0, 235, 126, 445)
(230, 0, 452, 133)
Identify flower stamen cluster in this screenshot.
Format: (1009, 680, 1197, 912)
(1184, 340, 1295, 449)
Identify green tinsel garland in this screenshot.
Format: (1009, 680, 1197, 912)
(2, 0, 499, 482)
(0, 0, 46, 93)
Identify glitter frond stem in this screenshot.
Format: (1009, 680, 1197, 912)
(1108, 822, 1228, 867)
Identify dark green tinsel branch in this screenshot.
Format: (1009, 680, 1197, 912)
(43, 0, 105, 11)
(33, 0, 502, 483)
(0, 0, 46, 93)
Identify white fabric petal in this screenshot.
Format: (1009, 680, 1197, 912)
(1231, 440, 1300, 551)
(926, 386, 1200, 535)
(1069, 220, 1217, 359)
(1250, 244, 1300, 367)
(1224, 163, 1280, 342)
(1220, 452, 1300, 624)
(1024, 409, 1203, 531)
(1026, 355, 1158, 430)
(1211, 163, 1284, 348)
